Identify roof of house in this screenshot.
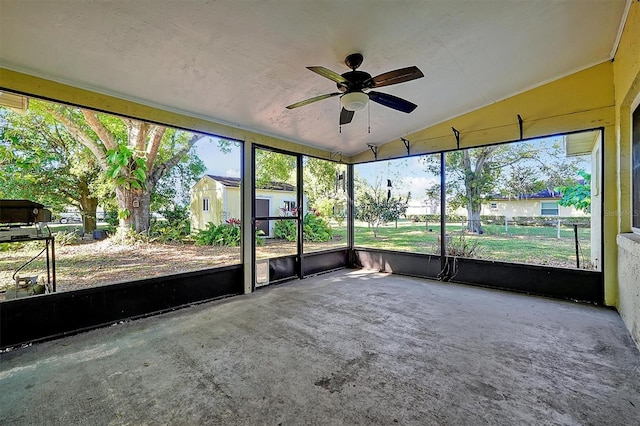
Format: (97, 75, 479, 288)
(205, 175, 295, 192)
(488, 189, 562, 201)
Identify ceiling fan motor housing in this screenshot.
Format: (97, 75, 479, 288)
(337, 70, 374, 92)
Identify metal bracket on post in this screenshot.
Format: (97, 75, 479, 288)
(330, 151, 343, 162)
(452, 127, 460, 150)
(517, 114, 523, 140)
(368, 144, 378, 161)
(401, 138, 410, 156)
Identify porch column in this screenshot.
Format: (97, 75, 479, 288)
(242, 140, 254, 294)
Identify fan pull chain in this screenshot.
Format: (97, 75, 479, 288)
(368, 101, 371, 133)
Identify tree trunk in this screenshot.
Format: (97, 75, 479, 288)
(78, 179, 99, 233)
(116, 186, 151, 233)
(80, 197, 99, 234)
(468, 207, 483, 234)
(464, 180, 484, 234)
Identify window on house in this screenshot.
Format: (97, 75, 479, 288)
(490, 202, 498, 210)
(283, 201, 296, 212)
(202, 197, 209, 212)
(540, 201, 559, 216)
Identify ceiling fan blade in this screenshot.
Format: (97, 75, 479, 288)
(286, 92, 341, 109)
(368, 91, 418, 113)
(369, 66, 424, 88)
(340, 108, 355, 125)
(307, 66, 349, 85)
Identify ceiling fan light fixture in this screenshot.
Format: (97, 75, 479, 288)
(341, 92, 368, 111)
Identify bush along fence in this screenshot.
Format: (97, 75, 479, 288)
(406, 214, 590, 228)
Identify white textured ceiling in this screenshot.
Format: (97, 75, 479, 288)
(0, 0, 628, 156)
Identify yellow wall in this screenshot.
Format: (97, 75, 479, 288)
(190, 177, 225, 231)
(350, 62, 615, 163)
(613, 1, 640, 348)
(614, 2, 640, 233)
(225, 189, 242, 222)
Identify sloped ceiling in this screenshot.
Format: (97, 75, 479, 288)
(0, 0, 629, 156)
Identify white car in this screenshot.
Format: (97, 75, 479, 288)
(59, 212, 82, 224)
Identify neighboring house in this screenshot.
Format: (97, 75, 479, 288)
(405, 198, 440, 216)
(190, 175, 297, 237)
(481, 189, 588, 219)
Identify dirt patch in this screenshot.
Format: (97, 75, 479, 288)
(0, 239, 240, 298)
(0, 237, 348, 299)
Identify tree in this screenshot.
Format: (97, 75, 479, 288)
(151, 145, 206, 211)
(423, 139, 586, 233)
(557, 171, 591, 213)
(0, 102, 104, 232)
(254, 149, 297, 188)
(43, 103, 204, 232)
(303, 157, 347, 222)
(501, 165, 546, 200)
(354, 175, 409, 237)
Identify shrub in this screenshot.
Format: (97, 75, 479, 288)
(510, 216, 590, 227)
(407, 214, 466, 223)
(110, 227, 152, 245)
(195, 221, 241, 246)
(274, 219, 296, 242)
(480, 215, 506, 225)
(148, 221, 186, 243)
(447, 234, 481, 257)
(432, 233, 482, 258)
(104, 210, 119, 227)
(149, 206, 191, 243)
(53, 230, 80, 246)
(273, 212, 333, 242)
(303, 212, 332, 242)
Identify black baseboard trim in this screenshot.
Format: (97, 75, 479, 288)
(353, 249, 603, 304)
(0, 265, 243, 349)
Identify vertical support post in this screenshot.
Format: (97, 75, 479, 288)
(45, 238, 51, 291)
(51, 237, 56, 292)
(296, 154, 304, 278)
(505, 216, 508, 235)
(426, 204, 429, 232)
(242, 141, 254, 294)
(557, 218, 561, 239)
(574, 224, 580, 269)
(440, 152, 447, 273)
(347, 163, 355, 262)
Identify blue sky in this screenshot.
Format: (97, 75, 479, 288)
(191, 134, 591, 201)
(194, 137, 241, 177)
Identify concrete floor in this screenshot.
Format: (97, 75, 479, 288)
(1, 270, 639, 425)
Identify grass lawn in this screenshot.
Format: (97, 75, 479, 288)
(350, 220, 592, 269)
(1, 218, 593, 298)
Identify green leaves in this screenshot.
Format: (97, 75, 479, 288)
(195, 222, 241, 246)
(557, 170, 591, 213)
(105, 144, 148, 190)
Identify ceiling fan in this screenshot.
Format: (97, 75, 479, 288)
(286, 53, 424, 125)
